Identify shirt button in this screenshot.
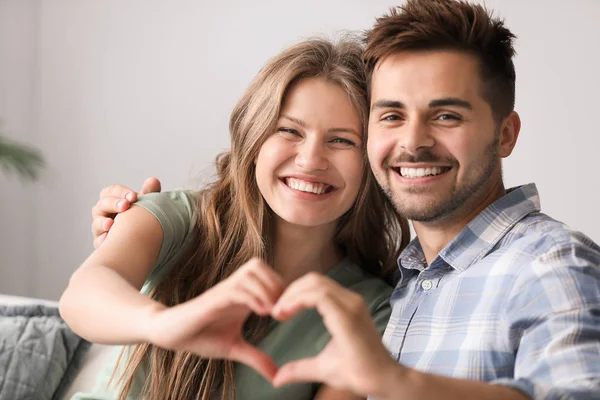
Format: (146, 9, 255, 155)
(421, 280, 433, 291)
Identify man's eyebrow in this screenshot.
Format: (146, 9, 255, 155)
(429, 98, 473, 110)
(371, 100, 405, 111)
(370, 98, 473, 112)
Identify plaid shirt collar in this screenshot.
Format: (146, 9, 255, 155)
(399, 183, 541, 274)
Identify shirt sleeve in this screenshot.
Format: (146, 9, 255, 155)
(491, 234, 600, 399)
(132, 190, 197, 291)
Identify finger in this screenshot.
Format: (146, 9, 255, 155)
(240, 258, 285, 293)
(279, 272, 335, 301)
(274, 287, 357, 336)
(92, 196, 131, 217)
(235, 259, 285, 306)
(241, 290, 269, 315)
(272, 287, 332, 322)
(272, 356, 322, 387)
(246, 270, 285, 307)
(99, 184, 137, 202)
(93, 232, 108, 249)
(230, 341, 279, 382)
(273, 273, 337, 318)
(236, 280, 273, 315)
(140, 177, 161, 195)
(91, 216, 113, 237)
(249, 265, 285, 300)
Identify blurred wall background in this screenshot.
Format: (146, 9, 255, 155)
(1, 0, 598, 300)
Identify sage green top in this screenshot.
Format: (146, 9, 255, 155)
(72, 191, 393, 400)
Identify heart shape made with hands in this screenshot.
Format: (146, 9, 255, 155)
(196, 264, 386, 394)
(204, 274, 339, 383)
(234, 272, 382, 392)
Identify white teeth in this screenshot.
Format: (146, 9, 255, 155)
(399, 167, 446, 178)
(285, 178, 331, 194)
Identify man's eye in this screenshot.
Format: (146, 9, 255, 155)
(381, 114, 402, 122)
(437, 113, 460, 121)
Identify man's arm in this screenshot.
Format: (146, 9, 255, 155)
(377, 366, 528, 400)
(487, 235, 600, 399)
(91, 177, 161, 248)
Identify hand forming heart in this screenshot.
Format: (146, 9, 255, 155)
(146, 258, 284, 381)
(270, 272, 399, 397)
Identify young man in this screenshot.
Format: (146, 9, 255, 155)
(91, 1, 600, 398)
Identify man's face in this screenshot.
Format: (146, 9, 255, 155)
(367, 50, 502, 223)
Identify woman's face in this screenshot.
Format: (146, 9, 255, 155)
(255, 77, 365, 229)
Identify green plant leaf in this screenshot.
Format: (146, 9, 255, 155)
(0, 136, 46, 181)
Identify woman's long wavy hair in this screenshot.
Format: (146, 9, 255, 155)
(112, 37, 410, 400)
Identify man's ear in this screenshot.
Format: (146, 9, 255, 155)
(498, 111, 521, 158)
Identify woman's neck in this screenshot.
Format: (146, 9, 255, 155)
(271, 217, 343, 284)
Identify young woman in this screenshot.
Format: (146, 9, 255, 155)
(60, 38, 410, 400)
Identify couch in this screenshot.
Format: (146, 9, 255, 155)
(0, 294, 114, 399)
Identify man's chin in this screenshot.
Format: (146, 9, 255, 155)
(400, 209, 446, 223)
(392, 197, 455, 223)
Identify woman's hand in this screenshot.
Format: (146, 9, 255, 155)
(146, 258, 285, 382)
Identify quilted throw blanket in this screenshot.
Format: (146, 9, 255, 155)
(0, 303, 90, 400)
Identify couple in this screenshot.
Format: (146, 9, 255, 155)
(61, 0, 600, 399)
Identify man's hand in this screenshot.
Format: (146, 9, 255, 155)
(91, 177, 161, 248)
(271, 273, 402, 398)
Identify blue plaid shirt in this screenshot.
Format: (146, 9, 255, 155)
(381, 184, 600, 399)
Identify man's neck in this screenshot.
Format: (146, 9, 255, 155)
(271, 218, 342, 283)
(413, 181, 507, 266)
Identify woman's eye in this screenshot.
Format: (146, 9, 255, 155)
(277, 127, 301, 137)
(330, 137, 356, 147)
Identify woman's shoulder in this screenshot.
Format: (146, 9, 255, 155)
(135, 190, 197, 216)
(133, 190, 198, 237)
(133, 191, 200, 293)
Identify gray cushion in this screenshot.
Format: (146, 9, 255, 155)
(0, 304, 90, 400)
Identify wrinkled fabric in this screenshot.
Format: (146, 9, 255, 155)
(0, 304, 90, 400)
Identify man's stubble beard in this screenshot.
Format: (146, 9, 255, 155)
(376, 135, 501, 224)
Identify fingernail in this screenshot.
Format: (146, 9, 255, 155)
(104, 220, 111, 230)
(117, 200, 126, 209)
(126, 193, 135, 202)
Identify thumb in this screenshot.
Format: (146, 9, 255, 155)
(230, 341, 278, 382)
(140, 177, 162, 195)
(272, 357, 322, 387)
